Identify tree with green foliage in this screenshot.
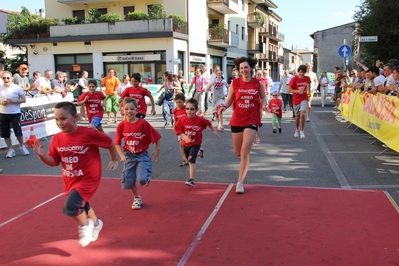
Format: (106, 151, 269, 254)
(7, 51, 28, 74)
(353, 0, 399, 65)
(148, 3, 166, 19)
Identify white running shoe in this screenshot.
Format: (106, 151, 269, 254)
(91, 219, 103, 242)
(6, 149, 15, 158)
(294, 131, 299, 138)
(300, 131, 305, 138)
(236, 182, 244, 194)
(132, 196, 142, 210)
(20, 145, 29, 156)
(79, 218, 94, 247)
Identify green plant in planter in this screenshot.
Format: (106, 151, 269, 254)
(100, 13, 125, 23)
(86, 8, 102, 23)
(209, 24, 225, 39)
(252, 11, 265, 25)
(148, 3, 166, 19)
(62, 17, 82, 25)
(127, 11, 149, 21)
(169, 15, 186, 30)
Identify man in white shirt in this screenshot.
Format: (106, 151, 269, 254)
(262, 70, 273, 103)
(34, 69, 54, 95)
(0, 71, 29, 158)
(368, 66, 386, 94)
(78, 71, 89, 121)
(382, 63, 397, 96)
(305, 62, 318, 122)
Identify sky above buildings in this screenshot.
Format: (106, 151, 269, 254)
(4, 0, 361, 52)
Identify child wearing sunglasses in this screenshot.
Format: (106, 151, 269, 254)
(269, 93, 283, 133)
(174, 98, 219, 187)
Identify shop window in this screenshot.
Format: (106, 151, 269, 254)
(76, 55, 93, 64)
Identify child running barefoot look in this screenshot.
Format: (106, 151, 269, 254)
(173, 93, 188, 167)
(33, 102, 119, 247)
(77, 79, 106, 132)
(269, 93, 283, 133)
(174, 98, 220, 187)
(114, 98, 161, 210)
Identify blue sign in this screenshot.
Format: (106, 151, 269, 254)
(338, 45, 352, 58)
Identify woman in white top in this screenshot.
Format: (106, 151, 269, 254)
(319, 71, 329, 107)
(117, 74, 131, 119)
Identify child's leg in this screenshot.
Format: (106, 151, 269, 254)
(130, 185, 139, 198)
(271, 114, 277, 128)
(218, 113, 223, 128)
(189, 162, 196, 180)
(277, 117, 282, 128)
(179, 140, 187, 162)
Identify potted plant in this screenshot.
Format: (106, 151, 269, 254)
(252, 11, 265, 26)
(209, 24, 225, 40)
(169, 15, 186, 32)
(61, 17, 82, 25)
(148, 3, 166, 19)
(127, 11, 149, 21)
(99, 13, 125, 23)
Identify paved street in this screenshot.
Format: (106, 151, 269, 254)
(3, 96, 399, 207)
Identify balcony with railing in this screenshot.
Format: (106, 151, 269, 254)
(247, 12, 265, 29)
(207, 0, 239, 14)
(58, 0, 115, 4)
(6, 18, 187, 45)
(208, 27, 238, 48)
(247, 41, 264, 54)
(259, 24, 285, 42)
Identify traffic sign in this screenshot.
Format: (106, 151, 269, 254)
(338, 45, 352, 58)
(359, 36, 378, 42)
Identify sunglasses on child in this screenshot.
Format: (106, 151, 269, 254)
(186, 108, 195, 111)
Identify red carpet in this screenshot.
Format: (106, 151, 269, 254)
(1, 176, 399, 265)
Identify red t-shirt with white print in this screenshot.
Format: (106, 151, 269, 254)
(174, 115, 211, 146)
(48, 127, 112, 202)
(114, 119, 161, 154)
(120, 86, 152, 115)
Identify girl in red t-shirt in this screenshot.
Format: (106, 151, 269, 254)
(219, 56, 267, 194)
(268, 92, 283, 133)
(77, 79, 106, 132)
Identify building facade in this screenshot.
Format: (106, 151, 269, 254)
(311, 22, 358, 74)
(7, 0, 284, 82)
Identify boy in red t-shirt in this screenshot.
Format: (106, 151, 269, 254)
(77, 79, 106, 132)
(119, 73, 156, 119)
(174, 98, 219, 187)
(33, 102, 119, 247)
(288, 65, 311, 138)
(268, 92, 283, 133)
(173, 93, 188, 167)
(114, 97, 161, 210)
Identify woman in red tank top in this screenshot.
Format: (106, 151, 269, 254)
(218, 57, 267, 194)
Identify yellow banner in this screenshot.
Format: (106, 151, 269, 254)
(349, 90, 399, 152)
(339, 90, 351, 118)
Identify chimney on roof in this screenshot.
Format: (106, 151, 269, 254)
(39, 8, 45, 18)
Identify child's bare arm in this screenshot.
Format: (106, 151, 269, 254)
(152, 139, 160, 162)
(115, 144, 127, 162)
(33, 141, 58, 166)
(106, 142, 119, 170)
(208, 124, 220, 139)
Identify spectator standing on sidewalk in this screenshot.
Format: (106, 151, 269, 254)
(319, 71, 329, 108)
(304, 62, 318, 122)
(13, 64, 30, 93)
(0, 71, 29, 158)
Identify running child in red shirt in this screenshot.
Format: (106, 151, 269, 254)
(287, 65, 310, 138)
(119, 73, 156, 119)
(33, 102, 119, 247)
(174, 98, 220, 187)
(268, 92, 283, 133)
(114, 97, 161, 210)
(173, 93, 188, 167)
(77, 79, 106, 132)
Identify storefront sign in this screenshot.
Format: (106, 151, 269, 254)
(103, 54, 161, 62)
(190, 56, 206, 63)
